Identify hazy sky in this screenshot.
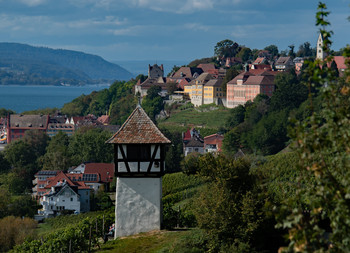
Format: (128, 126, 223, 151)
(0, 0, 349, 62)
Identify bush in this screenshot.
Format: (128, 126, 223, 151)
(167, 229, 208, 253)
(181, 153, 201, 175)
(0, 216, 37, 252)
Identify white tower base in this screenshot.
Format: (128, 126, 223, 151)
(115, 177, 162, 238)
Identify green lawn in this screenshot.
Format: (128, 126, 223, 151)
(94, 230, 192, 253)
(158, 105, 230, 131)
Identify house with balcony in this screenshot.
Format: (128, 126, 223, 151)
(204, 134, 224, 153)
(275, 56, 294, 71)
(40, 182, 90, 217)
(38, 172, 91, 217)
(32, 170, 59, 198)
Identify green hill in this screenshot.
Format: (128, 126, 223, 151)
(0, 42, 134, 84)
(158, 104, 230, 135)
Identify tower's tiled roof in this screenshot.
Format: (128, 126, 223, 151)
(106, 106, 171, 144)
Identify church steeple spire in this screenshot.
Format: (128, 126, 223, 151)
(316, 33, 327, 60)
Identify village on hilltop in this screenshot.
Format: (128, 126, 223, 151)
(0, 33, 348, 219)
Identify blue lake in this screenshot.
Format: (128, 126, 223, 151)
(0, 85, 110, 113)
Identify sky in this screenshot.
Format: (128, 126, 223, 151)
(0, 0, 349, 63)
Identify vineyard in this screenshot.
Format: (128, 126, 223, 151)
(12, 211, 114, 253)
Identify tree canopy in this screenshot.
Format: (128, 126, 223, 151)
(264, 45, 279, 58)
(214, 39, 241, 58)
(276, 3, 350, 251)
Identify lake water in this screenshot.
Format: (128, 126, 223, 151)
(0, 85, 110, 113)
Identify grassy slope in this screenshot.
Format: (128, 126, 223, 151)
(158, 105, 230, 131)
(95, 230, 191, 253)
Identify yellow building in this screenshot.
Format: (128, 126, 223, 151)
(184, 84, 192, 99)
(204, 79, 224, 105)
(189, 73, 212, 107)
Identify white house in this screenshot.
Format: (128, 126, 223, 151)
(38, 172, 91, 218)
(40, 182, 81, 217)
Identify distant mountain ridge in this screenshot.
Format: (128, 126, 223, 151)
(0, 42, 134, 83)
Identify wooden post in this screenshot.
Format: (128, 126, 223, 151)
(102, 215, 105, 236)
(96, 219, 98, 234)
(88, 225, 92, 253)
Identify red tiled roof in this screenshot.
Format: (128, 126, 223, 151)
(206, 69, 219, 78)
(45, 172, 72, 188)
(44, 171, 90, 189)
(250, 64, 272, 70)
(244, 76, 274, 86)
(227, 71, 254, 84)
(171, 67, 203, 79)
(248, 69, 269, 75)
(253, 57, 266, 64)
(107, 106, 171, 144)
(97, 115, 110, 125)
(183, 129, 192, 141)
(227, 70, 276, 86)
(178, 78, 191, 90)
(275, 56, 292, 65)
(197, 63, 216, 72)
(72, 116, 85, 123)
(204, 134, 224, 143)
(333, 56, 347, 69)
(84, 163, 114, 183)
(204, 134, 224, 151)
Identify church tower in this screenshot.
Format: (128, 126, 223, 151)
(107, 105, 171, 238)
(316, 33, 326, 60)
(148, 64, 164, 79)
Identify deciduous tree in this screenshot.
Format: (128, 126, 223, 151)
(68, 127, 113, 164)
(277, 3, 350, 251)
(214, 39, 240, 58)
(264, 45, 279, 58)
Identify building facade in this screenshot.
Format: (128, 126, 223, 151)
(226, 71, 276, 108)
(7, 114, 49, 143)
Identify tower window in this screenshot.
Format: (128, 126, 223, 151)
(127, 145, 151, 160)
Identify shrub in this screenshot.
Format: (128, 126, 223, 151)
(0, 216, 37, 252)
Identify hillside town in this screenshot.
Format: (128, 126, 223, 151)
(0, 32, 348, 219)
(136, 33, 346, 108)
(0, 8, 350, 250)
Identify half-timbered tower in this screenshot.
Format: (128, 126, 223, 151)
(107, 105, 171, 237)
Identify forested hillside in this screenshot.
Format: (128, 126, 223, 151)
(0, 42, 133, 84)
